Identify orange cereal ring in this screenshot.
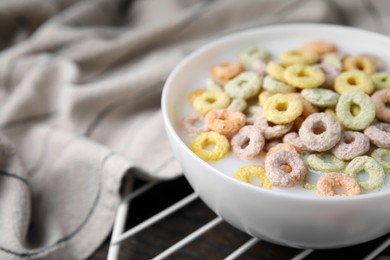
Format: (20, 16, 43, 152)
(303, 40, 337, 55)
(290, 93, 318, 118)
(205, 109, 246, 136)
(316, 172, 361, 196)
(371, 89, 390, 123)
(344, 56, 376, 75)
(293, 116, 305, 131)
(188, 89, 206, 104)
(211, 62, 245, 84)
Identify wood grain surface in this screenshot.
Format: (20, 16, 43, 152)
(90, 177, 390, 260)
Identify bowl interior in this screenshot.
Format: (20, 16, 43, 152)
(162, 23, 390, 200)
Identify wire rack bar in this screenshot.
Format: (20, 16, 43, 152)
(291, 249, 314, 260)
(112, 192, 199, 245)
(224, 237, 260, 260)
(363, 235, 390, 260)
(152, 217, 224, 260)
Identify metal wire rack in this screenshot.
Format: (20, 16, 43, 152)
(106, 177, 390, 260)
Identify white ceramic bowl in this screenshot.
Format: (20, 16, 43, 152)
(161, 24, 390, 249)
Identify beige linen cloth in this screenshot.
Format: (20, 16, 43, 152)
(0, 0, 389, 259)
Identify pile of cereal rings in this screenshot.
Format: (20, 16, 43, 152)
(181, 40, 390, 197)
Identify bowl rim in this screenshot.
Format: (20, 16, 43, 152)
(161, 23, 390, 202)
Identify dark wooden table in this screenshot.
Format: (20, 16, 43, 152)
(90, 177, 390, 260)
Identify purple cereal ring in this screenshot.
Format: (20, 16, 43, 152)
(331, 131, 370, 160)
(283, 132, 311, 152)
(298, 113, 341, 152)
(254, 113, 293, 139)
(265, 150, 307, 187)
(251, 59, 268, 76)
(314, 64, 340, 89)
(364, 123, 390, 148)
(231, 125, 265, 160)
(372, 89, 390, 123)
(182, 112, 209, 135)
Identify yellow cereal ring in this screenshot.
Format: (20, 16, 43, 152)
(193, 90, 230, 115)
(188, 89, 206, 104)
(303, 40, 338, 55)
(284, 64, 325, 89)
(280, 49, 318, 65)
(334, 70, 374, 95)
(189, 131, 230, 161)
(372, 72, 390, 90)
(258, 91, 274, 107)
(266, 61, 287, 82)
(235, 165, 272, 189)
(263, 93, 303, 124)
(344, 56, 376, 75)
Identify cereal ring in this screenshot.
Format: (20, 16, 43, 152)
(371, 148, 390, 172)
(239, 47, 271, 65)
(211, 62, 245, 84)
(251, 59, 268, 76)
(305, 153, 347, 172)
(316, 173, 361, 196)
(314, 64, 340, 88)
(372, 72, 390, 90)
(205, 109, 246, 135)
(334, 70, 374, 95)
(254, 113, 293, 139)
(265, 150, 307, 187)
(188, 89, 206, 104)
(331, 131, 370, 160)
(182, 112, 210, 136)
(263, 93, 303, 124)
(303, 40, 337, 55)
(258, 91, 273, 107)
(298, 113, 341, 152)
(266, 61, 288, 82)
(225, 71, 263, 99)
(235, 165, 272, 189)
(371, 89, 390, 123)
(231, 125, 265, 160)
(245, 105, 263, 125)
(283, 132, 311, 152)
(262, 75, 296, 93)
(361, 53, 387, 72)
(227, 98, 247, 112)
(344, 56, 376, 75)
(336, 90, 375, 130)
(364, 123, 390, 148)
(280, 49, 318, 65)
(321, 53, 343, 71)
(193, 90, 231, 115)
(284, 64, 325, 89)
(290, 93, 318, 118)
(189, 131, 230, 161)
(205, 78, 223, 92)
(301, 88, 339, 107)
(345, 156, 385, 191)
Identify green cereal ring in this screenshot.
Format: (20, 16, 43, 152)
(189, 131, 230, 161)
(193, 90, 231, 115)
(205, 78, 223, 92)
(336, 90, 375, 130)
(227, 98, 247, 112)
(345, 156, 385, 191)
(305, 153, 347, 172)
(266, 61, 287, 82)
(239, 47, 271, 65)
(263, 75, 296, 93)
(283, 64, 325, 89)
(225, 71, 263, 99)
(372, 72, 390, 90)
(334, 70, 374, 95)
(371, 148, 390, 172)
(280, 49, 318, 65)
(263, 93, 303, 124)
(301, 88, 339, 107)
(321, 53, 343, 70)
